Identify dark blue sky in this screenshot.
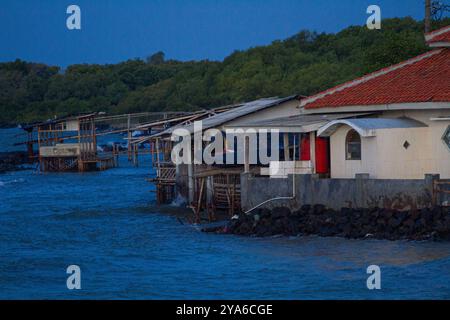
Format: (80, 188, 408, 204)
(0, 0, 426, 67)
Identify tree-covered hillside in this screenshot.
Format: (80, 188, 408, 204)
(0, 17, 449, 126)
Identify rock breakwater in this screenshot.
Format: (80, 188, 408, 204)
(204, 205, 450, 241)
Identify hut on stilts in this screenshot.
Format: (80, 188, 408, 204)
(133, 96, 302, 223)
(21, 113, 116, 172)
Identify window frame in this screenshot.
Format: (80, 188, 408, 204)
(345, 129, 362, 160)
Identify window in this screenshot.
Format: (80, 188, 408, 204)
(346, 129, 361, 160)
(443, 125, 450, 151)
(280, 133, 300, 161)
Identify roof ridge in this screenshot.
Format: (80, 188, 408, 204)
(425, 25, 450, 40)
(300, 49, 443, 108)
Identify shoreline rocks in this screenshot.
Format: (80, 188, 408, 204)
(204, 205, 450, 241)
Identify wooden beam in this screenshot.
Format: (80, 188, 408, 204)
(283, 133, 290, 161)
(244, 135, 250, 173)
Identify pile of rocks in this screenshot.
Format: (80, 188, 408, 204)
(209, 205, 450, 241)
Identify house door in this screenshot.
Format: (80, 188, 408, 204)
(315, 136, 330, 175)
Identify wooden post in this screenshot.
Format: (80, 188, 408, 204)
(195, 177, 205, 223)
(115, 144, 119, 167)
(37, 127, 42, 172)
(206, 176, 214, 222)
(188, 163, 194, 205)
(150, 140, 154, 166)
(244, 135, 250, 173)
(77, 119, 82, 172)
(92, 117, 97, 159)
(127, 114, 132, 161)
(283, 133, 290, 161)
(134, 144, 139, 167)
(156, 138, 161, 169)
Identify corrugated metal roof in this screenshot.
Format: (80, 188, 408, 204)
(150, 95, 298, 137)
(183, 95, 298, 132)
(225, 112, 374, 129)
(318, 117, 428, 137)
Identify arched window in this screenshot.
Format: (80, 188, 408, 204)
(346, 129, 361, 160)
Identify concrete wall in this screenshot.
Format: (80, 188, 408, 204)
(241, 173, 448, 211)
(329, 109, 450, 179)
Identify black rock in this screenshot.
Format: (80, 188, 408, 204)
(257, 208, 272, 218)
(271, 207, 291, 219)
(299, 205, 311, 215)
(313, 204, 326, 215)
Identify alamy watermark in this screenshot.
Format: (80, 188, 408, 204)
(367, 5, 382, 30)
(64, 5, 380, 32)
(366, 265, 381, 290)
(66, 265, 81, 290)
(67, 5, 81, 30)
(171, 120, 281, 165)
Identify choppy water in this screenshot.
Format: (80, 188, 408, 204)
(1, 128, 450, 299)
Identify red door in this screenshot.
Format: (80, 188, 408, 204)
(315, 136, 330, 174)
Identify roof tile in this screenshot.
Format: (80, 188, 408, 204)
(302, 48, 450, 110)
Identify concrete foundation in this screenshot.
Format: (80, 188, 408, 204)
(241, 173, 449, 211)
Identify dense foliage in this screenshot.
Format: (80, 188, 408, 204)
(1, 17, 448, 126)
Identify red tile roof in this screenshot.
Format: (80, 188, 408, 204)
(425, 25, 450, 44)
(302, 48, 450, 110)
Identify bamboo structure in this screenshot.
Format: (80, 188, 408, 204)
(25, 114, 117, 172)
(147, 138, 177, 204)
(131, 105, 243, 206)
(134, 104, 251, 219)
(191, 168, 243, 223)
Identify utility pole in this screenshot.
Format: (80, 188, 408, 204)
(127, 114, 132, 162)
(425, 0, 432, 33)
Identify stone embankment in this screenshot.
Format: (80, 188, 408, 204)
(203, 205, 450, 241)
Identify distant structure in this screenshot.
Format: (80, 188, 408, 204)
(18, 111, 194, 173)
(22, 113, 116, 172)
(131, 104, 246, 208)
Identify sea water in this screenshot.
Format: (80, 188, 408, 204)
(1, 128, 450, 299)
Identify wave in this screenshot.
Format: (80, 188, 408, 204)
(170, 193, 187, 207)
(0, 178, 25, 187)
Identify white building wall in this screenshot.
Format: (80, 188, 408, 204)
(330, 126, 377, 178)
(329, 109, 450, 179)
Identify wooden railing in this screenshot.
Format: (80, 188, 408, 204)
(157, 166, 176, 182)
